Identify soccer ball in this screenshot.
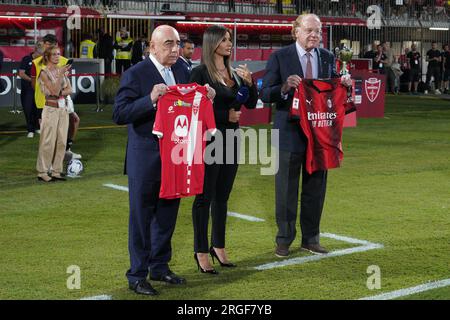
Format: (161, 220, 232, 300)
(67, 159, 83, 177)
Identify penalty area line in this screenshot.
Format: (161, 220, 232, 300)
(103, 183, 265, 222)
(254, 233, 384, 270)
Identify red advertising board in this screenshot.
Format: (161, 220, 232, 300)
(0, 19, 64, 62)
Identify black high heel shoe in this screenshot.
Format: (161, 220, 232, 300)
(194, 253, 218, 275)
(209, 247, 237, 268)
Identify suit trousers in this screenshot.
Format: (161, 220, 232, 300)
(275, 149, 327, 246)
(36, 106, 69, 176)
(126, 178, 180, 284)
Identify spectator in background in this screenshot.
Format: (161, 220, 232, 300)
(382, 41, 396, 94)
(425, 41, 442, 94)
(94, 27, 114, 74)
(407, 43, 421, 94)
(19, 41, 44, 138)
(142, 46, 151, 60)
(442, 44, 450, 94)
(398, 47, 410, 92)
(114, 27, 133, 74)
(173, 39, 195, 80)
(36, 44, 72, 182)
(79, 33, 96, 59)
(373, 44, 387, 74)
(32, 34, 82, 161)
(363, 41, 379, 68)
(131, 33, 148, 65)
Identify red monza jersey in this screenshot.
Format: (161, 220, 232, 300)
(153, 84, 217, 199)
(290, 79, 355, 174)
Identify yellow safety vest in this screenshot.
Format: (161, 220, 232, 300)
(33, 55, 69, 109)
(79, 39, 96, 58)
(115, 35, 133, 60)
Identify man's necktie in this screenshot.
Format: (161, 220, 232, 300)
(163, 67, 175, 86)
(305, 52, 313, 79)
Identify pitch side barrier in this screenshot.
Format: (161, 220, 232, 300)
(0, 59, 273, 124)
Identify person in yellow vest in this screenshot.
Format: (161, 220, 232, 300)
(113, 26, 133, 74)
(31, 34, 82, 161)
(79, 33, 96, 59)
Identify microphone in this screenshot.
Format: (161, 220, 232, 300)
(236, 86, 249, 104)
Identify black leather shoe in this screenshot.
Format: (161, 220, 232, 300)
(129, 280, 158, 296)
(301, 243, 329, 254)
(275, 244, 290, 258)
(150, 270, 186, 285)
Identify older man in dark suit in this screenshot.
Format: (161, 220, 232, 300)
(113, 25, 214, 296)
(261, 14, 352, 258)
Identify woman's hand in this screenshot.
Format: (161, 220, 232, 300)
(228, 108, 241, 123)
(58, 65, 71, 77)
(205, 84, 216, 100)
(235, 64, 253, 86)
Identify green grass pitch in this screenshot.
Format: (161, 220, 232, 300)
(0, 95, 449, 300)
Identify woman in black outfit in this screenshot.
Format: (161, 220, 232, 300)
(190, 25, 258, 274)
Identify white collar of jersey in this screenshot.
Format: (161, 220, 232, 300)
(149, 53, 171, 73)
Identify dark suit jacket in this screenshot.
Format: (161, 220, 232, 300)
(261, 44, 339, 153)
(112, 57, 189, 180)
(173, 57, 192, 82)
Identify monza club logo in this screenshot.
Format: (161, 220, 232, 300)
(174, 115, 188, 137)
(365, 77, 381, 102)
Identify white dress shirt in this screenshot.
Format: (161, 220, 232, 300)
(295, 42, 319, 79)
(149, 53, 176, 85)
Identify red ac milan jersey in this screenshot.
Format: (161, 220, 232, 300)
(152, 84, 216, 199)
(290, 79, 355, 174)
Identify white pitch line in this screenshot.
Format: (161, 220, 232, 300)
(80, 294, 112, 300)
(103, 184, 265, 222)
(320, 232, 376, 246)
(255, 243, 383, 270)
(359, 279, 450, 300)
(103, 183, 129, 192)
(254, 233, 384, 270)
(227, 211, 265, 222)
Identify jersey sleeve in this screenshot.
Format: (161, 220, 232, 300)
(203, 95, 217, 136)
(289, 87, 302, 118)
(152, 99, 164, 138)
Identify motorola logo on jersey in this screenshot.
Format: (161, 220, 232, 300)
(174, 115, 188, 137)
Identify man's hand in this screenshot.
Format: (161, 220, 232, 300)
(150, 83, 169, 104)
(228, 108, 241, 123)
(281, 75, 302, 94)
(205, 84, 216, 100)
(340, 74, 353, 87)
